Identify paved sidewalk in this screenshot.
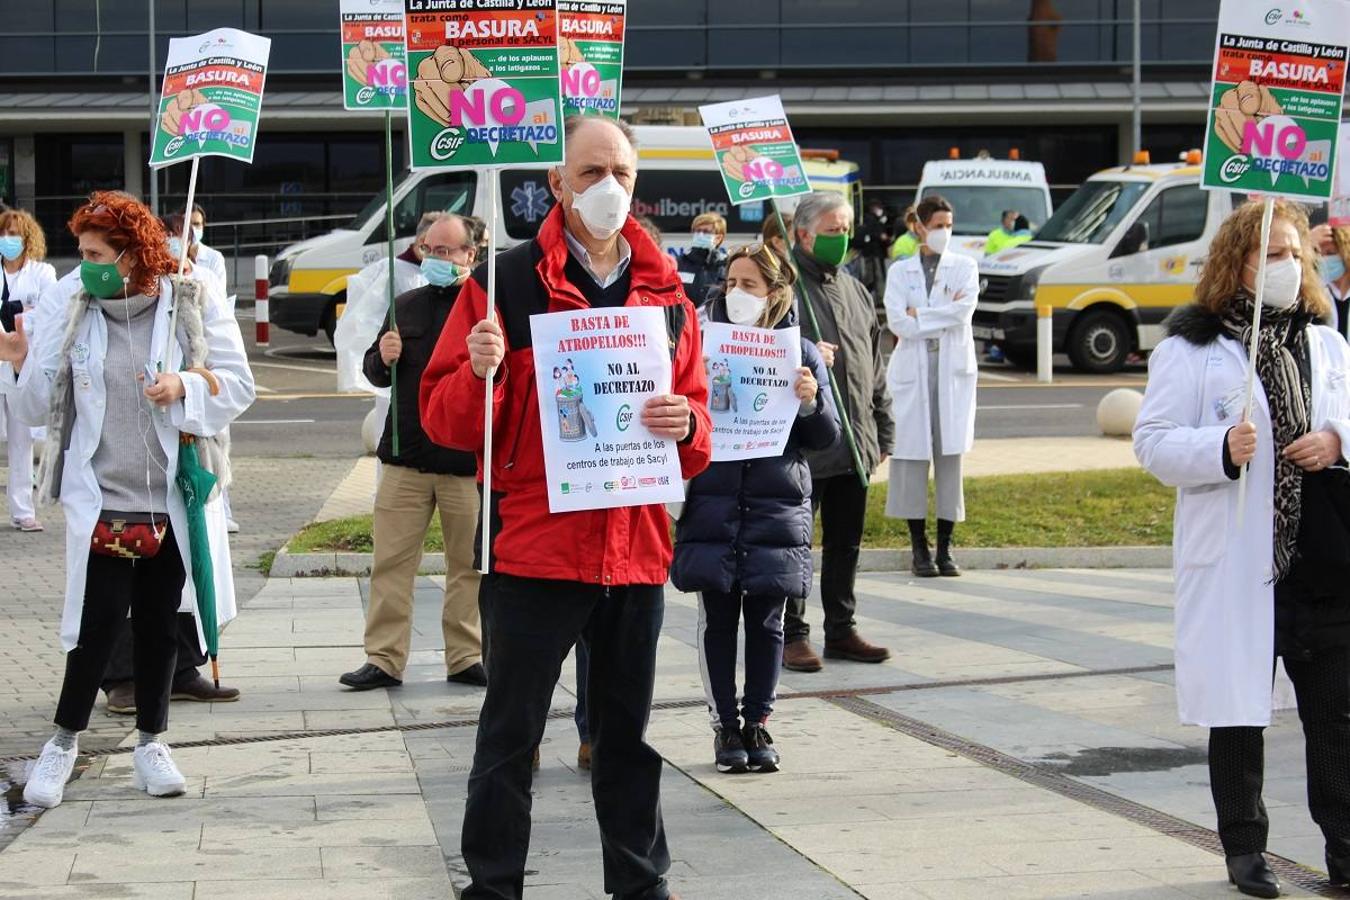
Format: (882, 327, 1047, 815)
(1, 566, 1339, 898)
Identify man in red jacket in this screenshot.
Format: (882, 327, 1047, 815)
(420, 115, 710, 900)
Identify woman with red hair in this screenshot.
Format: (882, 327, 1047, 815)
(0, 191, 254, 809)
(0, 208, 57, 531)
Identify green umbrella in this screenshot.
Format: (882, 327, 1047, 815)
(175, 433, 221, 686)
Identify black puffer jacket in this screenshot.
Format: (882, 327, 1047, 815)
(671, 299, 841, 599)
(676, 246, 728, 309)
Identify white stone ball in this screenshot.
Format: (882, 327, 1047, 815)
(361, 407, 382, 454)
(1097, 388, 1144, 436)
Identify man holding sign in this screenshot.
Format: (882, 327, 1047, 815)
(420, 115, 709, 900)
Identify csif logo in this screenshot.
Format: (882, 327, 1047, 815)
(1266, 8, 1283, 24)
(753, 393, 769, 412)
(429, 127, 466, 161)
(1219, 154, 1253, 184)
(616, 403, 633, 432)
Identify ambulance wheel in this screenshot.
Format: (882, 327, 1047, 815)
(1067, 310, 1130, 374)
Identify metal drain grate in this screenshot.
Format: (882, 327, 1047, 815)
(828, 695, 1350, 898)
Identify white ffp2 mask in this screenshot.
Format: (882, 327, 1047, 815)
(567, 174, 631, 240)
(1251, 256, 1302, 310)
(925, 227, 952, 255)
(725, 288, 768, 326)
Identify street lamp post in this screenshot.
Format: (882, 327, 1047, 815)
(1131, 0, 1142, 158)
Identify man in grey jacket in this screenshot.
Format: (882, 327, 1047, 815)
(783, 192, 895, 672)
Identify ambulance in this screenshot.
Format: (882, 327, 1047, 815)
(267, 126, 771, 342)
(917, 154, 1053, 258)
(974, 151, 1235, 373)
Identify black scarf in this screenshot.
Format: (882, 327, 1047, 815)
(1218, 294, 1311, 580)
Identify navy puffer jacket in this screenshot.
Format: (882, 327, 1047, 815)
(671, 298, 841, 599)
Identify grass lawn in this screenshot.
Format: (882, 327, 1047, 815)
(286, 467, 1174, 554)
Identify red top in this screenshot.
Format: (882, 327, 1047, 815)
(419, 206, 712, 586)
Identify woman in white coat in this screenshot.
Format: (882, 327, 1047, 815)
(883, 194, 979, 577)
(0, 192, 254, 810)
(0, 208, 57, 531)
(1135, 199, 1350, 898)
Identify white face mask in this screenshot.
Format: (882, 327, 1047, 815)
(1250, 256, 1303, 310)
(925, 226, 952, 255)
(564, 173, 631, 241)
(725, 288, 768, 326)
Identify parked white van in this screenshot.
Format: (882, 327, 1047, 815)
(267, 126, 769, 342)
(917, 156, 1053, 259)
(974, 152, 1234, 373)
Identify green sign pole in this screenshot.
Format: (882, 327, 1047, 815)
(385, 110, 400, 458)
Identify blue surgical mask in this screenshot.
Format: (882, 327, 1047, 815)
(691, 232, 715, 251)
(167, 237, 184, 260)
(190, 226, 203, 245)
(421, 256, 470, 288)
(0, 236, 23, 262)
(1323, 254, 1346, 283)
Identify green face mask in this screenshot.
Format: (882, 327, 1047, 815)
(810, 232, 849, 268)
(81, 257, 126, 299)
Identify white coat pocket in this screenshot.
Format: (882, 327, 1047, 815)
(1177, 485, 1228, 568)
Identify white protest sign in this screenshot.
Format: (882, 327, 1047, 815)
(531, 306, 684, 512)
(702, 322, 802, 461)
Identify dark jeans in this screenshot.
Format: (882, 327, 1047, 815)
(461, 574, 670, 900)
(1209, 644, 1350, 863)
(102, 613, 206, 690)
(785, 473, 866, 643)
(698, 590, 786, 729)
(55, 533, 186, 735)
(574, 637, 590, 744)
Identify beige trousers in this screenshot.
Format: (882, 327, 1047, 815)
(365, 465, 482, 677)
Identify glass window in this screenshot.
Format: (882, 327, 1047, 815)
(1036, 180, 1150, 244)
(919, 186, 1050, 236)
(1128, 184, 1208, 251)
(368, 172, 476, 244)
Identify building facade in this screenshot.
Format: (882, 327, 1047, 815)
(0, 0, 1219, 256)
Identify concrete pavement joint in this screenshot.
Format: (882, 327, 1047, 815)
(826, 695, 1349, 898)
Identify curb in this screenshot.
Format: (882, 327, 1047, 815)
(269, 545, 1172, 578)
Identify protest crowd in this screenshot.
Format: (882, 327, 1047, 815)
(5, 2, 1350, 899)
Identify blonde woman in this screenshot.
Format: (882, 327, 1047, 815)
(1136, 199, 1350, 897)
(677, 211, 728, 307)
(0, 208, 57, 531)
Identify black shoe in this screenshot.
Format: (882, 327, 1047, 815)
(338, 663, 401, 691)
(742, 722, 779, 772)
(911, 543, 940, 578)
(1226, 853, 1280, 899)
(1329, 856, 1350, 887)
(448, 663, 488, 687)
(714, 726, 749, 774)
(936, 540, 961, 577)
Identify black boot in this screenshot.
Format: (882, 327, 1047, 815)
(1329, 856, 1350, 887)
(908, 519, 939, 577)
(1226, 853, 1280, 899)
(936, 519, 961, 577)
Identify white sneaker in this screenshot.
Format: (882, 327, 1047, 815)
(23, 738, 77, 809)
(225, 518, 240, 534)
(132, 742, 186, 797)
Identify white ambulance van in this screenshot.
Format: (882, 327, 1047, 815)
(267, 126, 767, 342)
(974, 152, 1234, 373)
(916, 156, 1053, 258)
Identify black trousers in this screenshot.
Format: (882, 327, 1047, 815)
(785, 473, 866, 643)
(1209, 644, 1350, 864)
(461, 574, 671, 900)
(102, 613, 206, 689)
(54, 534, 186, 735)
(698, 590, 786, 729)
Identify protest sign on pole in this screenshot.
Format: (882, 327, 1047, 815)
(1332, 131, 1350, 226)
(558, 0, 626, 119)
(341, 0, 407, 452)
(530, 307, 685, 513)
(701, 322, 803, 462)
(1200, 0, 1349, 201)
(403, 0, 565, 569)
(150, 28, 272, 168)
(341, 0, 409, 111)
(698, 95, 811, 206)
(403, 0, 565, 170)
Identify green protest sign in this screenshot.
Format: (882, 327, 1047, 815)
(699, 96, 811, 206)
(403, 0, 565, 170)
(341, 0, 409, 111)
(149, 28, 272, 168)
(559, 1, 626, 119)
(1201, 0, 1349, 200)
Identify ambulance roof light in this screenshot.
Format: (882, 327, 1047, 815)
(1132, 150, 1151, 165)
(1009, 148, 1021, 160)
(800, 148, 840, 161)
(1183, 148, 1203, 165)
(948, 147, 960, 159)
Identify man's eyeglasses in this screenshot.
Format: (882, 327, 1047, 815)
(419, 243, 472, 261)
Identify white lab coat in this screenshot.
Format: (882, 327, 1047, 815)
(335, 256, 425, 395)
(883, 251, 980, 460)
(1134, 324, 1350, 726)
(0, 259, 58, 438)
(195, 243, 228, 288)
(0, 277, 256, 652)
